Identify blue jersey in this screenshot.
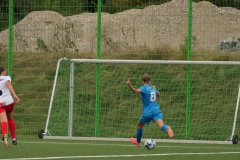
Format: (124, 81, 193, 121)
(139, 84, 160, 113)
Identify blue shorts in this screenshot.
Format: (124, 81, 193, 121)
(139, 109, 163, 125)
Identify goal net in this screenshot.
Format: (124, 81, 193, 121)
(42, 58, 240, 142)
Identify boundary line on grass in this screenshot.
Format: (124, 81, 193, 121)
(1, 152, 240, 160)
(20, 140, 240, 150)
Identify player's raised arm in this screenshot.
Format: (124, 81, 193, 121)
(126, 78, 141, 93)
(156, 91, 160, 98)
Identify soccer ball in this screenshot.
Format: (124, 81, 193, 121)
(144, 139, 156, 149)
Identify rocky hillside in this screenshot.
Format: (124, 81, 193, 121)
(0, 0, 239, 53)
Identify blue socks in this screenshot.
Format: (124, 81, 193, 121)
(161, 125, 168, 132)
(136, 128, 142, 143)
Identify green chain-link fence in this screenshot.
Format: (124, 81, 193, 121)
(0, 0, 239, 139)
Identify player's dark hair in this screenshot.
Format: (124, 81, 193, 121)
(0, 66, 5, 74)
(142, 73, 150, 83)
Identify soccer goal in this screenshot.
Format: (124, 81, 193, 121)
(39, 58, 240, 144)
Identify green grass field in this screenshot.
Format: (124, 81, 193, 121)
(1, 51, 240, 159)
(1, 138, 240, 160)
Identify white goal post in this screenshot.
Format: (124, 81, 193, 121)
(39, 58, 240, 144)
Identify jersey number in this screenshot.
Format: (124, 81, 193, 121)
(150, 91, 156, 102)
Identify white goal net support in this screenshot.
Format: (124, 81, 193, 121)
(40, 58, 240, 144)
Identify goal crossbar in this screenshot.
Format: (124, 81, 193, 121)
(71, 59, 240, 65)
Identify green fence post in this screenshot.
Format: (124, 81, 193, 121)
(8, 0, 14, 77)
(95, 0, 102, 137)
(186, 0, 193, 139)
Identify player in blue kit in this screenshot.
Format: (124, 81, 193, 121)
(126, 73, 174, 146)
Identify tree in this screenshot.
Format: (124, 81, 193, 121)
(1, 0, 240, 31)
(82, 0, 98, 13)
